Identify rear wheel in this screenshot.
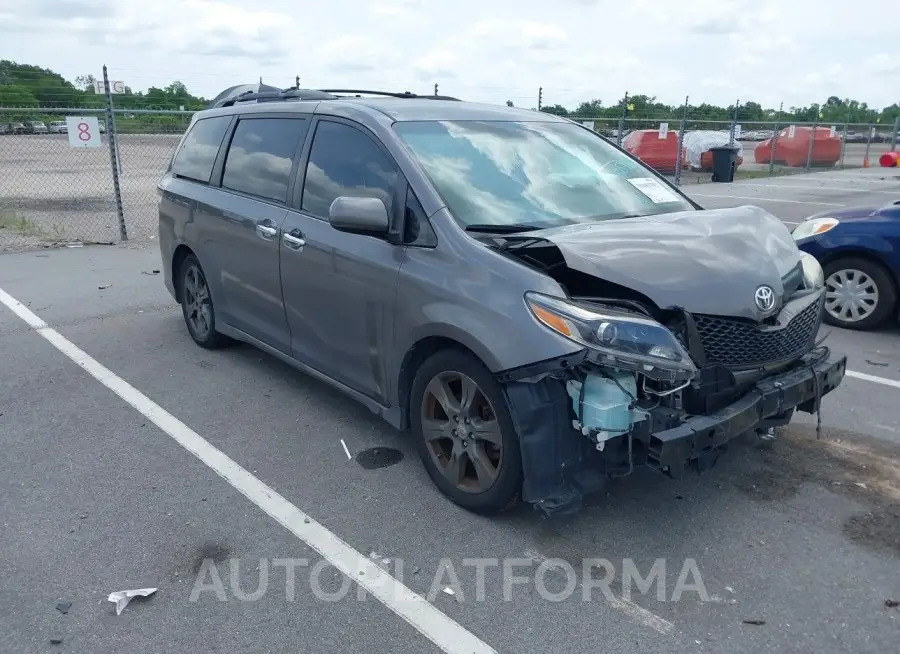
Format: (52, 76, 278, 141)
(409, 349, 522, 515)
(822, 257, 896, 331)
(179, 254, 232, 349)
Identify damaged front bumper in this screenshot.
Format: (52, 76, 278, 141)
(500, 349, 847, 515)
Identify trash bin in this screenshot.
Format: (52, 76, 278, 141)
(710, 146, 738, 182)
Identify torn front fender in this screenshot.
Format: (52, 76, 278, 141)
(501, 376, 607, 515)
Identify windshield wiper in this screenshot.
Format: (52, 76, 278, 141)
(464, 223, 545, 233)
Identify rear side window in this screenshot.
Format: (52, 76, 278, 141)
(301, 121, 398, 218)
(221, 117, 309, 203)
(171, 116, 231, 183)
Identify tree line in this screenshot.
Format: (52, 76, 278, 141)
(536, 94, 900, 126)
(1, 60, 898, 126)
(0, 61, 208, 112)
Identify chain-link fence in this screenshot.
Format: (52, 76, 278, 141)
(572, 116, 900, 185)
(0, 105, 190, 252)
(1, 103, 899, 252)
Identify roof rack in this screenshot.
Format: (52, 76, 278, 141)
(212, 87, 338, 108)
(318, 89, 461, 101)
(208, 85, 461, 109)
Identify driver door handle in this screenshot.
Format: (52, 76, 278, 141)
(256, 224, 278, 239)
(283, 231, 306, 250)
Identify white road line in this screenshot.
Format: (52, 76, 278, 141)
(522, 548, 674, 635)
(732, 182, 900, 194)
(340, 439, 353, 460)
(0, 286, 495, 654)
(607, 596, 675, 635)
(759, 175, 900, 184)
(688, 193, 845, 206)
(846, 370, 900, 389)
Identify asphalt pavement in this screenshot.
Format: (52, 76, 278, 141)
(1, 168, 899, 653)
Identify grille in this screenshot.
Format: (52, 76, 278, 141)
(692, 294, 823, 368)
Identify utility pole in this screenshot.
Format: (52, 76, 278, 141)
(617, 91, 629, 146)
(729, 98, 739, 146)
(537, 87, 543, 111)
(434, 82, 438, 96)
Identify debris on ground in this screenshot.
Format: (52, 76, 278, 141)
(50, 637, 63, 645)
(886, 599, 899, 608)
(107, 588, 157, 615)
(442, 587, 455, 596)
(142, 270, 160, 275)
(742, 619, 766, 625)
(55, 601, 71, 614)
(368, 551, 391, 568)
(98, 284, 111, 290)
(865, 360, 889, 367)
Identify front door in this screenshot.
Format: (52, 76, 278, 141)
(279, 118, 404, 403)
(210, 114, 310, 353)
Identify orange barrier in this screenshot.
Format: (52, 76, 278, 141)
(621, 129, 680, 173)
(754, 126, 841, 167)
(879, 152, 899, 167)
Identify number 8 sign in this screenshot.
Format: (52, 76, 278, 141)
(65, 116, 102, 148)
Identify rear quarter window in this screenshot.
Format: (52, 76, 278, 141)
(171, 116, 232, 183)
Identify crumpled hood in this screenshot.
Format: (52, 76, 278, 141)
(536, 205, 801, 320)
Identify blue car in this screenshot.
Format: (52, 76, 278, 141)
(793, 200, 900, 330)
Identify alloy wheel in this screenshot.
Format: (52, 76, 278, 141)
(183, 263, 213, 339)
(420, 371, 503, 494)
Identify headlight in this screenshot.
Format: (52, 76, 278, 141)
(524, 292, 697, 382)
(792, 216, 839, 240)
(799, 252, 824, 289)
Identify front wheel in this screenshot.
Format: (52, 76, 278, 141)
(179, 254, 232, 349)
(822, 257, 897, 331)
(409, 349, 523, 515)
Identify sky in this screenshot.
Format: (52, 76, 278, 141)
(2, 0, 899, 111)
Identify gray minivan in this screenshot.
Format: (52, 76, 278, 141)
(157, 87, 847, 515)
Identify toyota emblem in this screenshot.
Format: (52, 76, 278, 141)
(754, 285, 776, 312)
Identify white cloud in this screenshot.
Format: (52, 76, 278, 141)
(865, 54, 900, 75)
(1, 0, 897, 110)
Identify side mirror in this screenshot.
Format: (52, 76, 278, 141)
(327, 196, 390, 235)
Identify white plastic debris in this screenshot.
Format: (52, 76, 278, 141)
(682, 130, 745, 170)
(368, 552, 391, 568)
(107, 588, 157, 615)
(442, 587, 455, 596)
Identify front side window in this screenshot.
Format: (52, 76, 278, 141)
(301, 121, 398, 218)
(221, 117, 309, 203)
(392, 120, 695, 229)
(171, 116, 231, 183)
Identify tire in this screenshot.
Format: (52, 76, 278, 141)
(822, 257, 897, 331)
(178, 254, 232, 349)
(409, 349, 523, 515)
